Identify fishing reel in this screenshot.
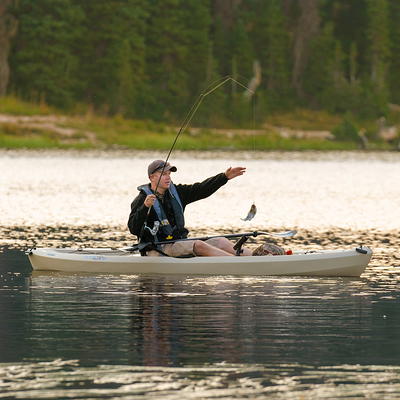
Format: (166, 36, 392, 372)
(145, 221, 160, 237)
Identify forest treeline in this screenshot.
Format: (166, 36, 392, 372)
(1, 0, 399, 126)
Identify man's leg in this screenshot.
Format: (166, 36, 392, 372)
(193, 240, 233, 256)
(205, 237, 252, 256)
(164, 238, 252, 257)
(163, 240, 232, 257)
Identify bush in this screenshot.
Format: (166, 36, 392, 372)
(332, 116, 360, 142)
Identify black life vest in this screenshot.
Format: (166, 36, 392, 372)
(138, 183, 187, 241)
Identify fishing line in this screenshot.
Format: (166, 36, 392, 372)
(240, 80, 258, 222)
(140, 76, 255, 241)
(250, 91, 257, 218)
(161, 75, 253, 174)
(154, 75, 254, 194)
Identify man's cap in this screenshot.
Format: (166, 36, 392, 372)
(148, 160, 177, 176)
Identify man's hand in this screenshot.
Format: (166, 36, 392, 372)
(225, 166, 246, 180)
(144, 194, 156, 208)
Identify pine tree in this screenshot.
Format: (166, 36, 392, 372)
(139, 0, 192, 120)
(321, 0, 367, 74)
(0, 0, 18, 96)
(365, 0, 390, 113)
(252, 0, 291, 110)
(76, 0, 147, 115)
(9, 0, 84, 107)
(291, 0, 320, 99)
(179, 0, 229, 127)
(115, 39, 135, 116)
(388, 0, 400, 104)
(230, 18, 254, 83)
(211, 0, 242, 75)
(211, 15, 231, 78)
(9, 0, 397, 121)
(303, 22, 338, 109)
(181, 0, 212, 99)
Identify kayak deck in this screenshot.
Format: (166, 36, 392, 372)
(27, 246, 373, 277)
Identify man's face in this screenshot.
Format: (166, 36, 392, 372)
(150, 170, 172, 191)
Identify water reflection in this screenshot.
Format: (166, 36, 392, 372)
(128, 276, 379, 367)
(1, 150, 400, 399)
(1, 359, 400, 399)
(0, 271, 31, 362)
(0, 259, 399, 399)
(1, 358, 400, 399)
(3, 272, 394, 367)
(1, 272, 400, 398)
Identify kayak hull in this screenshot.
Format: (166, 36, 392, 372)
(27, 247, 372, 277)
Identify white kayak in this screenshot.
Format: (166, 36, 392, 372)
(27, 246, 372, 277)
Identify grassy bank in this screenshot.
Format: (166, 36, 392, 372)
(0, 96, 397, 151)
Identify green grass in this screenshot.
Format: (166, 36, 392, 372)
(0, 96, 398, 151)
(266, 108, 342, 131)
(0, 120, 93, 149)
(0, 95, 56, 116)
(0, 133, 58, 148)
(109, 130, 363, 151)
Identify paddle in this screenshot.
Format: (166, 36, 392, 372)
(122, 230, 297, 253)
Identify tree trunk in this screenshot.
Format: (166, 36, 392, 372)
(0, 0, 18, 96)
(291, 0, 320, 98)
(213, 0, 242, 30)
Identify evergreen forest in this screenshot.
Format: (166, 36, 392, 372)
(1, 0, 400, 129)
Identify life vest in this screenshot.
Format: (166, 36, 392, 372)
(138, 183, 186, 241)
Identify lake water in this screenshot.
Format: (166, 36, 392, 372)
(1, 150, 400, 399)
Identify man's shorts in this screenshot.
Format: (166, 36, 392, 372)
(146, 237, 222, 257)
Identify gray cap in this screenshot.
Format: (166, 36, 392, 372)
(147, 160, 177, 176)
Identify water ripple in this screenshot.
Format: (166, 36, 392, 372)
(1, 360, 400, 399)
(1, 151, 400, 399)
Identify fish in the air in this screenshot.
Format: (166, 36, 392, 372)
(241, 203, 257, 221)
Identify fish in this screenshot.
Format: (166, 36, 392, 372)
(241, 203, 257, 221)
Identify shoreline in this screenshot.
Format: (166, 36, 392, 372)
(1, 112, 396, 153)
(1, 148, 400, 161)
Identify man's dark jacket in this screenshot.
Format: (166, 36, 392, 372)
(128, 173, 228, 242)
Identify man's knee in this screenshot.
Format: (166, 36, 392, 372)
(193, 240, 205, 255)
(216, 237, 231, 247)
(193, 240, 215, 255)
(193, 239, 234, 257)
(205, 237, 230, 248)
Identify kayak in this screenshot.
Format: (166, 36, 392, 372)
(27, 246, 372, 277)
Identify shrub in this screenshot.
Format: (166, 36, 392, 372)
(332, 117, 360, 142)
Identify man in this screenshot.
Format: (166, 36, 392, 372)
(127, 159, 253, 257)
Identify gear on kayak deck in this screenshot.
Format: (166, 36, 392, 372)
(252, 243, 286, 256)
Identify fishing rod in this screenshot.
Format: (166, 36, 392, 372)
(155, 75, 254, 192)
(139, 76, 255, 241)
